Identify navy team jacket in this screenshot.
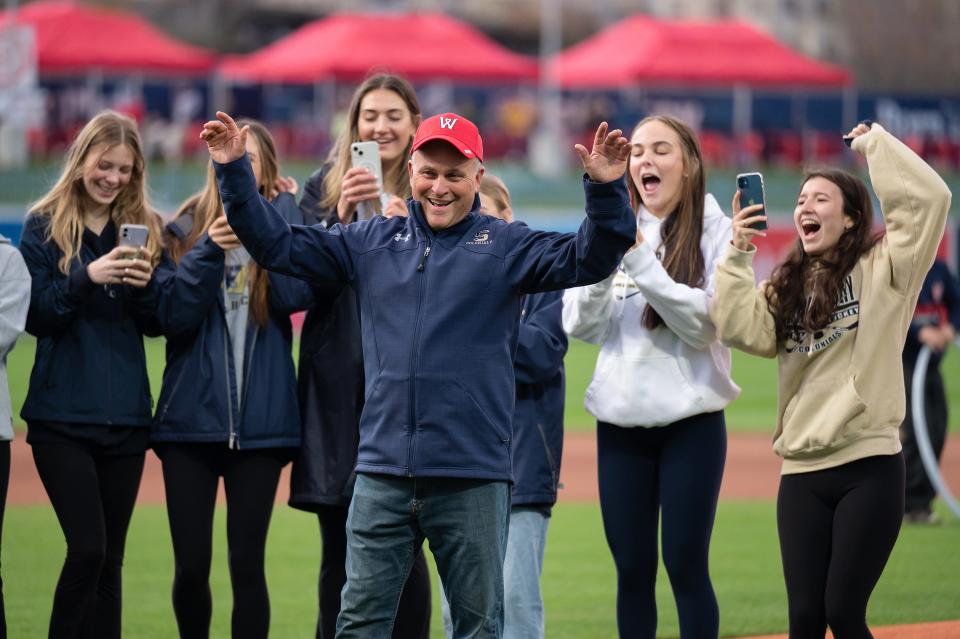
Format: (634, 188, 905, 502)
(19, 214, 159, 427)
(512, 290, 566, 507)
(216, 155, 634, 481)
(151, 193, 315, 449)
(905, 259, 960, 367)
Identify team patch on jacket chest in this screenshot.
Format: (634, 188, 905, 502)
(785, 274, 860, 354)
(466, 229, 492, 245)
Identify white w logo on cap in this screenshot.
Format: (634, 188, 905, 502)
(439, 117, 458, 130)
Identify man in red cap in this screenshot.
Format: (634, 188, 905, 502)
(406, 113, 487, 232)
(202, 110, 635, 638)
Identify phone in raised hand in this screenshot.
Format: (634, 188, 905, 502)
(736, 172, 767, 230)
(351, 141, 388, 219)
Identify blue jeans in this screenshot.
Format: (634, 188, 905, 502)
(336, 473, 510, 639)
(441, 506, 551, 639)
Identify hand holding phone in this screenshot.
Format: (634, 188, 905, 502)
(119, 223, 149, 260)
(349, 141, 386, 220)
(843, 120, 873, 148)
(337, 140, 386, 222)
(736, 173, 767, 230)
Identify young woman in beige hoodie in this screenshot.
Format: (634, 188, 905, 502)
(711, 122, 951, 638)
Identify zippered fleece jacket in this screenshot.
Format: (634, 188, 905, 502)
(151, 193, 315, 450)
(711, 125, 952, 474)
(216, 156, 635, 481)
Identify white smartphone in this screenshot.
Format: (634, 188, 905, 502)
(119, 223, 149, 259)
(350, 141, 385, 220)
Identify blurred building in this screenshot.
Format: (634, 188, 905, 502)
(87, 0, 958, 93)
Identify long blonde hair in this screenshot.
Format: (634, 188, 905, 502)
(30, 111, 162, 275)
(320, 74, 421, 213)
(169, 120, 278, 328)
(479, 174, 512, 216)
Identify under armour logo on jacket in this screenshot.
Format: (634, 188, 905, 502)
(394, 232, 411, 242)
(439, 117, 458, 129)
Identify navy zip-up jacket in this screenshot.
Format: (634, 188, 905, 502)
(289, 164, 365, 509)
(216, 156, 634, 480)
(151, 193, 315, 449)
(512, 290, 566, 507)
(19, 214, 159, 426)
(904, 259, 960, 368)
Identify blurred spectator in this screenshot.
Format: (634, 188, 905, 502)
(900, 258, 960, 524)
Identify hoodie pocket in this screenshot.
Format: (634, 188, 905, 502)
(774, 377, 868, 458)
(584, 354, 704, 426)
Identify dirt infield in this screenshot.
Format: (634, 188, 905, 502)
(7, 432, 960, 505)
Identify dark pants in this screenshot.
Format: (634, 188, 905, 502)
(31, 441, 145, 639)
(901, 359, 948, 513)
(0, 440, 8, 639)
(316, 504, 431, 639)
(597, 412, 727, 639)
(778, 454, 904, 639)
(156, 443, 287, 639)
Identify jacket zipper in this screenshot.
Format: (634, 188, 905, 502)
(406, 234, 432, 475)
(224, 325, 238, 449)
(238, 326, 259, 438)
(537, 422, 559, 490)
(416, 245, 432, 272)
(158, 363, 190, 423)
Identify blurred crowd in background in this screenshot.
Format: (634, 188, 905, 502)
(2, 0, 960, 174)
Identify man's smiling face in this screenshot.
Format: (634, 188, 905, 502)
(408, 140, 484, 231)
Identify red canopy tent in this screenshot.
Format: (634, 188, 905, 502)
(0, 0, 215, 75)
(548, 15, 850, 88)
(218, 12, 537, 84)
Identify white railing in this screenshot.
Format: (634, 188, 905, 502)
(910, 341, 960, 519)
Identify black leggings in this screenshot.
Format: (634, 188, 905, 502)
(316, 504, 431, 639)
(777, 453, 904, 639)
(31, 441, 145, 639)
(0, 440, 9, 639)
(157, 443, 287, 639)
(597, 412, 727, 639)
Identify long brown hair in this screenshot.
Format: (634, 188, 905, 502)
(320, 74, 421, 212)
(169, 120, 279, 327)
(29, 110, 162, 274)
(765, 168, 880, 345)
(627, 115, 706, 329)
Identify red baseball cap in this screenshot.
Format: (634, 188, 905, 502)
(411, 113, 484, 163)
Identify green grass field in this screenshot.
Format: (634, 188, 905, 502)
(4, 335, 960, 637)
(5, 501, 958, 638)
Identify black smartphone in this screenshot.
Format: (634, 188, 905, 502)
(736, 172, 767, 230)
(843, 119, 873, 147)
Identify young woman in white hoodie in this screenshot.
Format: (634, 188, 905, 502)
(563, 115, 739, 639)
